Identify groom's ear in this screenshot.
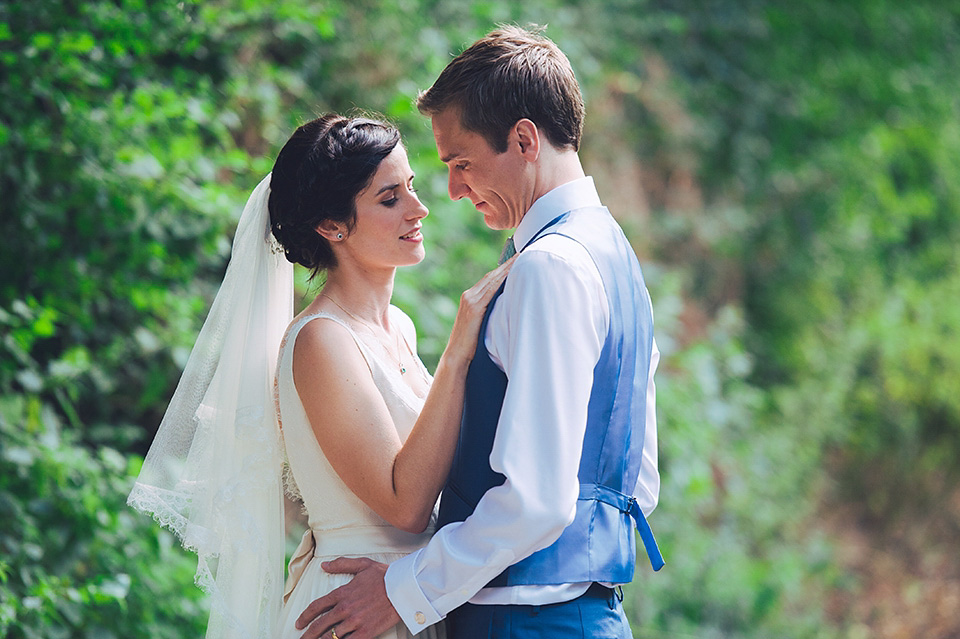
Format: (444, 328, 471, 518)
(512, 118, 540, 162)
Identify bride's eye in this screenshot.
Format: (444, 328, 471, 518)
(381, 189, 399, 207)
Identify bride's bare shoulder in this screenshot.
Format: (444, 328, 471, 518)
(292, 314, 358, 361)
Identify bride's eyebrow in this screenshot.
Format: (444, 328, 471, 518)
(374, 183, 400, 196)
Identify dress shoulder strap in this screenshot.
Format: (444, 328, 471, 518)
(280, 311, 377, 377)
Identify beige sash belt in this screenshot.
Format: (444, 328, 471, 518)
(283, 525, 432, 603)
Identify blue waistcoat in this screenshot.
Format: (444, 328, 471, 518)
(437, 206, 664, 587)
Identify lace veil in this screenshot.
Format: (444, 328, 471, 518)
(128, 174, 293, 639)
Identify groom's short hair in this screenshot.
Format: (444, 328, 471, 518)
(417, 25, 585, 153)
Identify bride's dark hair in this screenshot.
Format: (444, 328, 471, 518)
(269, 114, 401, 273)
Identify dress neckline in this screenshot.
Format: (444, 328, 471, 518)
(291, 310, 431, 405)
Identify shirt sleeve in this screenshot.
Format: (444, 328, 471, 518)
(384, 242, 607, 633)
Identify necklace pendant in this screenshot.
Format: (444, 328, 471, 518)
(400, 365, 406, 374)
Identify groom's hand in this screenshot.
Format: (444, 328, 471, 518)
(296, 557, 401, 639)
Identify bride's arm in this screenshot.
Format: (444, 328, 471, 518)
(293, 260, 512, 533)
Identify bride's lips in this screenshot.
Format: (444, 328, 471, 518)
(400, 226, 422, 241)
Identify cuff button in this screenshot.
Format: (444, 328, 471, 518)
(415, 612, 426, 625)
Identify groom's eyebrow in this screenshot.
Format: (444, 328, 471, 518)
(439, 152, 459, 164)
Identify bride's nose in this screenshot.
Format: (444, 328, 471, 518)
(408, 192, 429, 220)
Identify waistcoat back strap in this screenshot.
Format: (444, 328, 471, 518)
(579, 483, 664, 571)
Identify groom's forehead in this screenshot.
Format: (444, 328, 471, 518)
(436, 135, 468, 164)
(432, 109, 473, 151)
(435, 127, 492, 164)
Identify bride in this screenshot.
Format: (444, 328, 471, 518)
(128, 114, 511, 639)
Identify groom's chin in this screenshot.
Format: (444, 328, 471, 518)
(480, 212, 508, 231)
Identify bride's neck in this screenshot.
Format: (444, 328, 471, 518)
(316, 264, 395, 326)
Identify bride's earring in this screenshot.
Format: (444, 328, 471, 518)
(336, 232, 343, 240)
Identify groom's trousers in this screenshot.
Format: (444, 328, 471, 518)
(445, 583, 632, 639)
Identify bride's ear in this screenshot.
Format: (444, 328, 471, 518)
(315, 220, 345, 242)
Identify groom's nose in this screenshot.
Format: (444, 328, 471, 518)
(447, 169, 469, 201)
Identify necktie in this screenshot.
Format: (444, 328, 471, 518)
(498, 235, 516, 265)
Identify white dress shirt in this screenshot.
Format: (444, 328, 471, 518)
(385, 177, 660, 634)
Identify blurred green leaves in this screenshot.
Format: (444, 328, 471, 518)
(0, 397, 207, 638)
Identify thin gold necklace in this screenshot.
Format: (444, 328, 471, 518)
(320, 292, 407, 374)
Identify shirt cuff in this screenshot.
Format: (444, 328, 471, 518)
(384, 550, 442, 634)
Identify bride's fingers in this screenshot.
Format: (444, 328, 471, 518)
(462, 279, 500, 308)
(471, 254, 516, 290)
(468, 255, 517, 301)
(484, 256, 515, 287)
(485, 254, 517, 281)
(449, 256, 518, 347)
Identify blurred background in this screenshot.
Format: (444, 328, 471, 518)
(1, 1, 958, 637)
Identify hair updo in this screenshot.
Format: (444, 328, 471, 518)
(269, 114, 401, 274)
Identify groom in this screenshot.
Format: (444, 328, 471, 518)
(297, 25, 662, 639)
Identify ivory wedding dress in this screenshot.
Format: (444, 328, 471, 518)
(273, 308, 445, 639)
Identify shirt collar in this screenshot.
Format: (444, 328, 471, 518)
(513, 176, 601, 251)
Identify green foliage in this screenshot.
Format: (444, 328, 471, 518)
(0, 396, 207, 638)
(0, 0, 254, 451)
(630, 0, 960, 461)
(624, 280, 839, 639)
(609, 2, 960, 635)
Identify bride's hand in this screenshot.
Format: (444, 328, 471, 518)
(444, 255, 516, 365)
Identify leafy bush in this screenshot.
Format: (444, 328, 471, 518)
(0, 0, 257, 452)
(0, 396, 207, 639)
